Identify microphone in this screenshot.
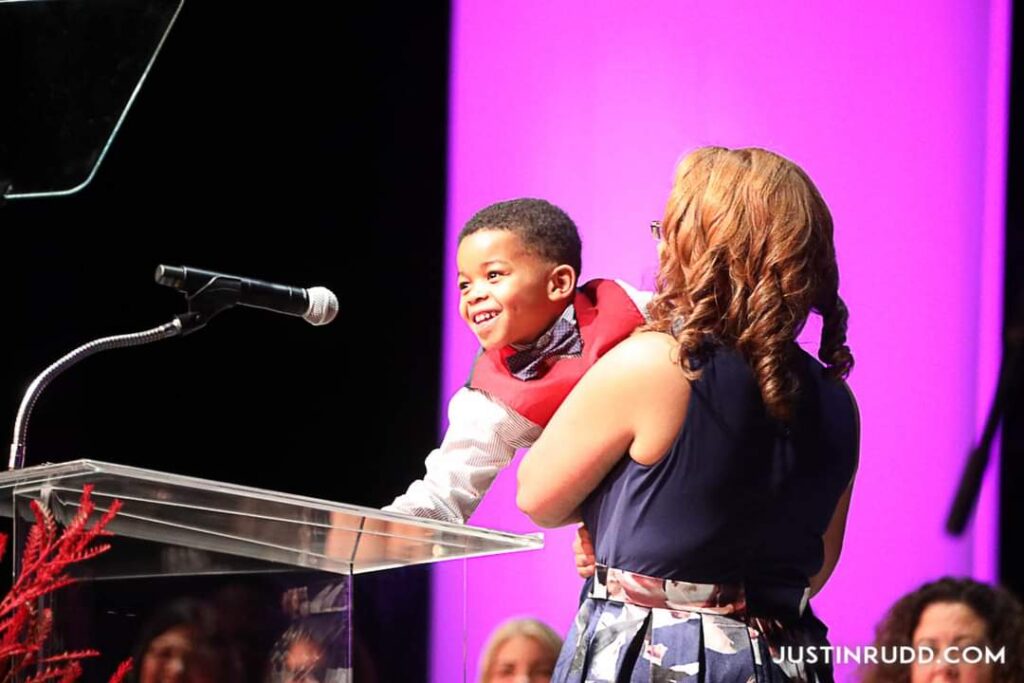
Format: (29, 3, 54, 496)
(155, 265, 339, 326)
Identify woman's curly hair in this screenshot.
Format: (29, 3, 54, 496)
(645, 146, 853, 420)
(859, 577, 1024, 683)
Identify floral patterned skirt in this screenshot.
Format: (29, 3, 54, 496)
(553, 566, 833, 683)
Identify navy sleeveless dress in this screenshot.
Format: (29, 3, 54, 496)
(553, 345, 858, 683)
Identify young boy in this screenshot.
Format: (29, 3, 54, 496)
(384, 198, 650, 524)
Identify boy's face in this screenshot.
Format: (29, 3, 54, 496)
(457, 229, 566, 350)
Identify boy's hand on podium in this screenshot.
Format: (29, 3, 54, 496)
(323, 512, 434, 569)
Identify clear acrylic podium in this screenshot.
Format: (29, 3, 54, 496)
(0, 460, 543, 681)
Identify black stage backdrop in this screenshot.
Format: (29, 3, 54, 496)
(1, 4, 450, 680)
(1000, 4, 1023, 598)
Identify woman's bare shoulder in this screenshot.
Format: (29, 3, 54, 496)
(602, 330, 680, 369)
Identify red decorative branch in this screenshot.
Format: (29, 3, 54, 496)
(0, 485, 131, 683)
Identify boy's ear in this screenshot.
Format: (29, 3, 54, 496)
(547, 264, 577, 302)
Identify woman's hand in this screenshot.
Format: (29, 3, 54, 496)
(573, 524, 596, 578)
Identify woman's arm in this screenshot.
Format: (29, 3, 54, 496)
(809, 477, 854, 596)
(517, 332, 687, 527)
(809, 382, 860, 597)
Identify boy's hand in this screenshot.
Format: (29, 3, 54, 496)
(573, 524, 596, 578)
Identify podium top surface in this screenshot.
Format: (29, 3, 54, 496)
(0, 460, 542, 576)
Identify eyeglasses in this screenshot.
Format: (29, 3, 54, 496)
(649, 220, 663, 241)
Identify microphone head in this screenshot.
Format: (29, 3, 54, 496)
(155, 265, 186, 290)
(304, 287, 339, 325)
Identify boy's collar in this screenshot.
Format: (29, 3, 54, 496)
(509, 303, 577, 352)
(504, 303, 582, 380)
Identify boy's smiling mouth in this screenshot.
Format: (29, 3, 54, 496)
(473, 311, 500, 324)
(470, 309, 502, 337)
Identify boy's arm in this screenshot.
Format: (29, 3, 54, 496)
(383, 387, 541, 524)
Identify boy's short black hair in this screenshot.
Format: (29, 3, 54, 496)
(459, 198, 582, 276)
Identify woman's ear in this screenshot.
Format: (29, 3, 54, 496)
(548, 264, 577, 302)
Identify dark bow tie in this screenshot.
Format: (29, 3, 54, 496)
(505, 316, 583, 380)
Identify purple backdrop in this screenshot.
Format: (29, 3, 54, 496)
(433, 2, 1011, 680)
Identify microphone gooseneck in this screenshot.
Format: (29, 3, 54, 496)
(9, 318, 185, 470)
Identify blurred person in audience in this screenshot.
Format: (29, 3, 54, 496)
(479, 617, 562, 683)
(267, 615, 355, 683)
(132, 598, 243, 683)
(860, 577, 1024, 683)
